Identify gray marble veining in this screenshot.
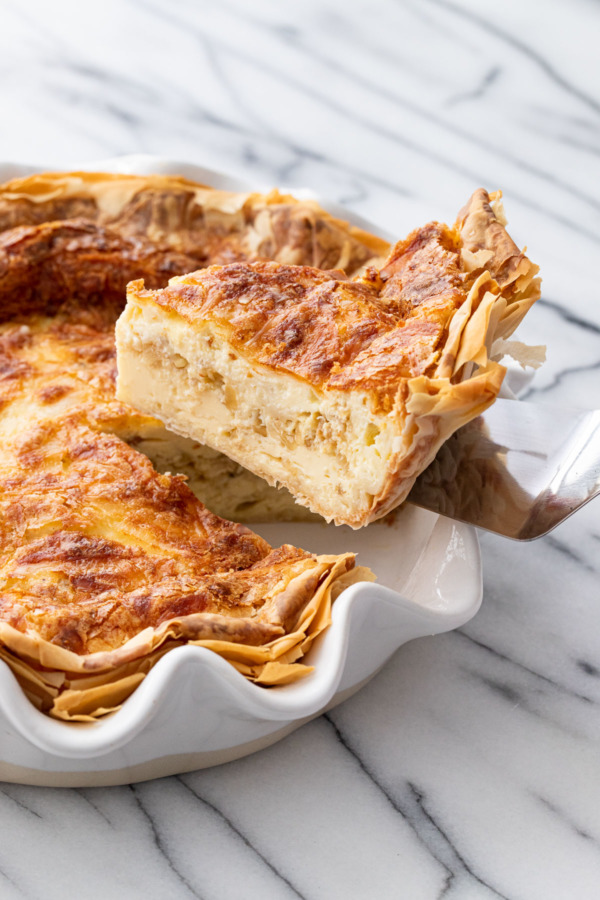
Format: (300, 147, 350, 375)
(0, 0, 599, 897)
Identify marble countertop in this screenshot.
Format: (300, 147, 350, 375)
(1, 0, 599, 897)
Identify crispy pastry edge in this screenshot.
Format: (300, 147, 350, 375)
(0, 555, 371, 720)
(0, 170, 390, 263)
(364, 188, 541, 525)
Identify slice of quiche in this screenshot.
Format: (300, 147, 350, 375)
(116, 189, 541, 528)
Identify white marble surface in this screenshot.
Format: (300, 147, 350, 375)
(0, 0, 599, 897)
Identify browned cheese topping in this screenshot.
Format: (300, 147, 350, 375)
(135, 189, 536, 412)
(139, 222, 471, 407)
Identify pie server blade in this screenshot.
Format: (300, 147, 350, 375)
(407, 398, 600, 540)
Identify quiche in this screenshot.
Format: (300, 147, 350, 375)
(0, 171, 382, 719)
(116, 189, 541, 528)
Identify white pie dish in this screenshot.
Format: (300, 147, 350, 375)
(0, 156, 482, 786)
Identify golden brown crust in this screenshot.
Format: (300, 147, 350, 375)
(0, 171, 388, 274)
(0, 554, 368, 719)
(0, 336, 363, 714)
(0, 219, 199, 322)
(0, 413, 279, 647)
(137, 219, 464, 403)
(135, 194, 538, 406)
(0, 328, 357, 659)
(457, 188, 527, 290)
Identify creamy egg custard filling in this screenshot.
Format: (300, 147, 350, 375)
(118, 303, 401, 524)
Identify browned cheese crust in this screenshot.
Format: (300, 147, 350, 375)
(0, 305, 351, 652)
(0, 171, 382, 718)
(145, 224, 460, 406)
(0, 219, 199, 322)
(0, 171, 388, 274)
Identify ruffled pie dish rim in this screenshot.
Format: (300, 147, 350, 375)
(0, 506, 482, 766)
(0, 156, 481, 775)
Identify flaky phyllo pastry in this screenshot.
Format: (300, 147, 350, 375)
(116, 189, 541, 528)
(0, 171, 382, 719)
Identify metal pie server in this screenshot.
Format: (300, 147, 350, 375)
(407, 399, 600, 540)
